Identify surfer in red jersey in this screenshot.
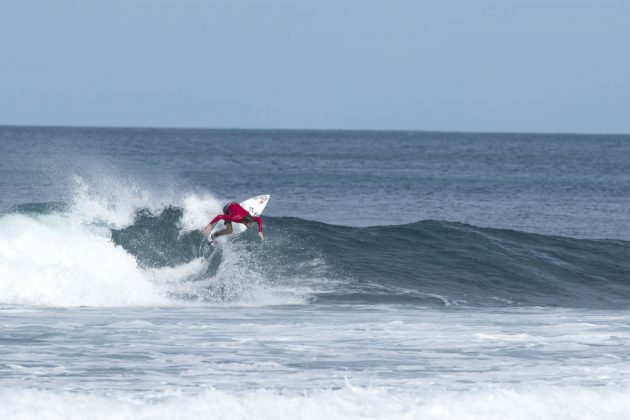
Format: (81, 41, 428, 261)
(202, 202, 264, 242)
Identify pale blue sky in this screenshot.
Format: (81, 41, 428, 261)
(1, 0, 628, 133)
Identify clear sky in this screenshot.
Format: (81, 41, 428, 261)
(1, 0, 628, 133)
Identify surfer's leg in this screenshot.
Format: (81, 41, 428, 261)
(211, 222, 233, 239)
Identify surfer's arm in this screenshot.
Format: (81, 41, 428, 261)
(202, 214, 228, 235)
(252, 216, 264, 240)
(210, 214, 228, 225)
(212, 223, 233, 240)
(252, 216, 263, 233)
(201, 222, 213, 235)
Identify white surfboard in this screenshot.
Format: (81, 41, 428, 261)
(209, 195, 270, 244)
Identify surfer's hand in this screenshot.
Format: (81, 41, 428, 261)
(258, 232, 264, 241)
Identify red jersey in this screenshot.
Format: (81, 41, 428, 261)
(210, 202, 263, 232)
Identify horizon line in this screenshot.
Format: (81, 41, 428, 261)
(1, 123, 628, 137)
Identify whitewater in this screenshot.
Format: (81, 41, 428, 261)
(1, 126, 630, 419)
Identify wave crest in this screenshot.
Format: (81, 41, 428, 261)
(3, 197, 630, 308)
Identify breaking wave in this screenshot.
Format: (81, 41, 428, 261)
(1, 185, 629, 308)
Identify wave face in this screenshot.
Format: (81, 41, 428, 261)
(112, 208, 630, 309)
(2, 201, 630, 308)
(292, 219, 630, 308)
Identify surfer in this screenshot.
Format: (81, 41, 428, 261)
(202, 202, 264, 242)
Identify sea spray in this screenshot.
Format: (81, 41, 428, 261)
(0, 181, 311, 307)
(0, 212, 168, 306)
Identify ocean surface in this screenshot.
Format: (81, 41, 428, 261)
(1, 126, 630, 419)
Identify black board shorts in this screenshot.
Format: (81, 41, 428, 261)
(222, 202, 236, 224)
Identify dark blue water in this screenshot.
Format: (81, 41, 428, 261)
(2, 126, 630, 310)
(3, 126, 630, 418)
(3, 126, 630, 237)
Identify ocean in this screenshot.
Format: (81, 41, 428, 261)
(1, 126, 630, 419)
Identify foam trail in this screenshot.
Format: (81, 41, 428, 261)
(201, 241, 309, 305)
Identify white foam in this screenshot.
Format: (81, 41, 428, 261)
(1, 385, 629, 420)
(0, 176, 190, 306)
(179, 193, 223, 232)
(0, 213, 170, 306)
(0, 174, 315, 307)
(200, 241, 310, 306)
(0, 211, 305, 307)
(0, 176, 310, 307)
(148, 258, 209, 285)
(70, 175, 168, 229)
